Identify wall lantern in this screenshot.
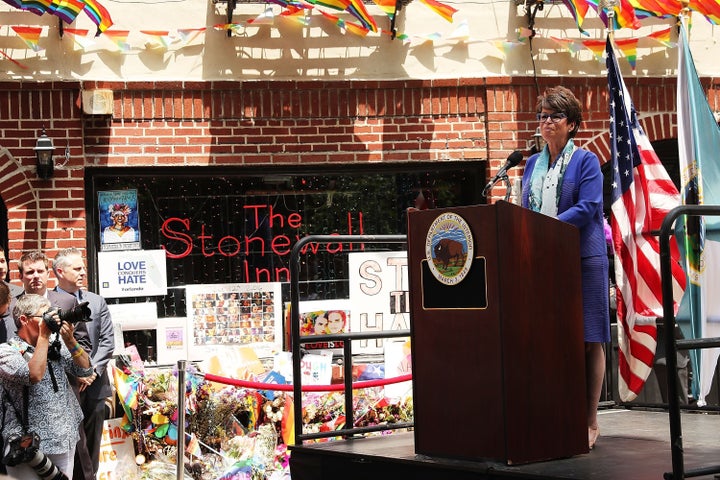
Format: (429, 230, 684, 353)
(528, 127, 546, 155)
(34, 128, 55, 180)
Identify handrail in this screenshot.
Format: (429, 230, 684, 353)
(289, 234, 409, 445)
(659, 205, 720, 480)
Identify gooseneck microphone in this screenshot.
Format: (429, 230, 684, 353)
(482, 150, 523, 198)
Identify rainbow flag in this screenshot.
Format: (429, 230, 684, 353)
(22, 0, 51, 15)
(418, 0, 457, 22)
(11, 26, 43, 51)
(561, 0, 590, 33)
(81, 0, 114, 34)
(629, 0, 678, 18)
(49, 0, 85, 23)
(372, 0, 396, 19)
(345, 20, 369, 36)
(347, 0, 377, 32)
(310, 0, 349, 11)
(596, 0, 640, 29)
(112, 366, 139, 425)
(0, 0, 23, 9)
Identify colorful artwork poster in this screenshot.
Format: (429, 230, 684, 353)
(185, 282, 282, 360)
(98, 189, 141, 251)
(296, 299, 351, 353)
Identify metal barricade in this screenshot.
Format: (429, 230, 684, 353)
(289, 234, 411, 444)
(660, 205, 720, 479)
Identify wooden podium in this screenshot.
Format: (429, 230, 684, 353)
(407, 202, 588, 465)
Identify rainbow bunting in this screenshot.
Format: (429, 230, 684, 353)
(0, 47, 28, 69)
(140, 30, 171, 49)
(347, 0, 377, 32)
(247, 7, 275, 25)
(372, 0, 396, 19)
(81, 0, 114, 34)
(560, 0, 590, 33)
(103, 29, 130, 52)
(581, 38, 606, 60)
(647, 26, 674, 47)
(447, 19, 469, 41)
(550, 36, 583, 54)
(63, 27, 95, 49)
(492, 40, 520, 57)
(176, 27, 206, 46)
(419, 0, 457, 22)
(49, 0, 84, 23)
(516, 26, 533, 42)
(11, 26, 43, 52)
(280, 8, 310, 26)
(615, 37, 638, 70)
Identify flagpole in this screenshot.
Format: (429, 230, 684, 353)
(603, 0, 616, 40)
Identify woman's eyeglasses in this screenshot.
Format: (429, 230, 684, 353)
(537, 112, 567, 123)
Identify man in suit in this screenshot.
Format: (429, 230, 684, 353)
(4, 250, 87, 343)
(54, 248, 115, 480)
(0, 246, 22, 344)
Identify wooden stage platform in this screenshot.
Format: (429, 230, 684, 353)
(289, 408, 720, 479)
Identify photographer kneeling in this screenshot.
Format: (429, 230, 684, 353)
(0, 294, 93, 479)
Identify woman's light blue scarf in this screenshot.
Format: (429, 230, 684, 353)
(527, 139, 576, 216)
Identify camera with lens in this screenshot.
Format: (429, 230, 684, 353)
(2, 432, 68, 480)
(42, 301, 92, 334)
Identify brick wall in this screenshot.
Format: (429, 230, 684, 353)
(0, 76, 702, 282)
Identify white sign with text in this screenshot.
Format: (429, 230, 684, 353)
(348, 251, 410, 355)
(98, 249, 168, 298)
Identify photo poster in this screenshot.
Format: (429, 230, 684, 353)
(98, 189, 141, 251)
(348, 251, 410, 355)
(295, 299, 352, 354)
(185, 282, 283, 361)
(156, 318, 188, 365)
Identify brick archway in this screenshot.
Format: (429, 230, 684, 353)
(0, 146, 43, 278)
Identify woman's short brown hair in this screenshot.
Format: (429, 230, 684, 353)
(536, 86, 583, 138)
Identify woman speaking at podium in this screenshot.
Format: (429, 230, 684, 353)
(521, 86, 610, 451)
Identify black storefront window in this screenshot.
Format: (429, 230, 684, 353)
(86, 162, 484, 320)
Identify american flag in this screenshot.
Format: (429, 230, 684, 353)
(606, 37, 687, 402)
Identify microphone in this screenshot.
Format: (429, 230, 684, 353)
(482, 151, 524, 197)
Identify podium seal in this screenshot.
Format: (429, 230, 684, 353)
(425, 212, 474, 286)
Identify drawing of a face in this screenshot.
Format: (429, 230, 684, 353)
(314, 314, 328, 335)
(327, 311, 345, 334)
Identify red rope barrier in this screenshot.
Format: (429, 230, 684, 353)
(200, 372, 412, 392)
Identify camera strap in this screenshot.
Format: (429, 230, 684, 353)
(1, 385, 29, 434)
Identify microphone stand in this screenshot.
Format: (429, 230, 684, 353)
(481, 174, 512, 201)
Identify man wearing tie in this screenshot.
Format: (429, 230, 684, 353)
(54, 248, 115, 480)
